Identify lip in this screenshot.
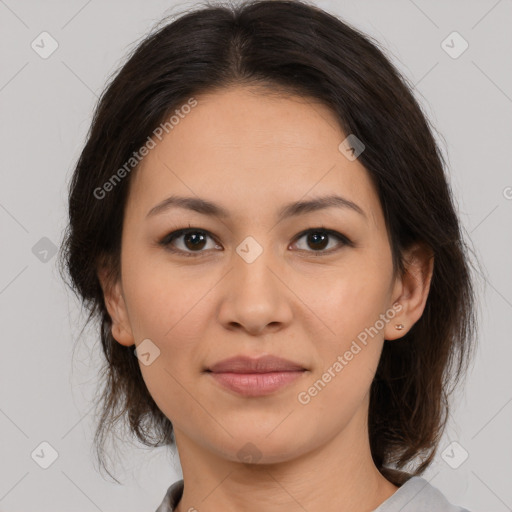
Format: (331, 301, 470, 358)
(207, 355, 307, 373)
(205, 355, 308, 397)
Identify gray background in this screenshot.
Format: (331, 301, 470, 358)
(1, 0, 511, 510)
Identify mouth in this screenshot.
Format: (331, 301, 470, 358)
(206, 354, 307, 373)
(206, 369, 307, 397)
(204, 354, 308, 397)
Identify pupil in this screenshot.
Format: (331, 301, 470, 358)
(185, 232, 206, 250)
(308, 232, 328, 250)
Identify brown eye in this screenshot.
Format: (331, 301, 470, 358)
(306, 231, 329, 251)
(159, 226, 353, 258)
(291, 228, 353, 253)
(182, 231, 208, 251)
(160, 229, 221, 256)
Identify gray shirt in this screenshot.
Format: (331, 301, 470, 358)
(155, 475, 471, 511)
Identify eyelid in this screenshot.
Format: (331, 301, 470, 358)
(158, 226, 354, 256)
(158, 225, 221, 257)
(291, 227, 354, 250)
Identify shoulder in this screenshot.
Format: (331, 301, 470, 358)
(155, 476, 472, 512)
(155, 479, 184, 512)
(373, 475, 472, 512)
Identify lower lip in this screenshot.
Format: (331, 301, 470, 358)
(208, 370, 305, 397)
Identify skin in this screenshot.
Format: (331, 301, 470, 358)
(98, 86, 434, 512)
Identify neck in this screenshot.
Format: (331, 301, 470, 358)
(172, 408, 399, 512)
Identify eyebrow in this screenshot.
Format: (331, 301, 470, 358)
(146, 194, 367, 222)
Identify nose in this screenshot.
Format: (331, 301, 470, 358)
(217, 241, 293, 336)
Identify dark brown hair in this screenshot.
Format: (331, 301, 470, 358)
(59, 0, 478, 485)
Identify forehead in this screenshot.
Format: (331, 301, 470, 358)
(126, 86, 381, 228)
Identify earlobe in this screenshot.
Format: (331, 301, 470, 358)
(97, 265, 135, 347)
(385, 242, 434, 341)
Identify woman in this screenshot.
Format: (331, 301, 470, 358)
(59, 1, 477, 511)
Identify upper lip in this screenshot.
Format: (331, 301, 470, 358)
(206, 355, 306, 374)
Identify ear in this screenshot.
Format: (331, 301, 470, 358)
(384, 242, 434, 341)
(97, 264, 135, 347)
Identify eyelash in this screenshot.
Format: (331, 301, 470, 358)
(158, 224, 354, 258)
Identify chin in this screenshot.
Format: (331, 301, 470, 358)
(210, 431, 310, 466)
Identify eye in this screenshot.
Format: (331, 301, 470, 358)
(158, 226, 353, 257)
(291, 227, 353, 254)
(159, 227, 221, 257)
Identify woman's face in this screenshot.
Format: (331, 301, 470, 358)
(102, 85, 409, 464)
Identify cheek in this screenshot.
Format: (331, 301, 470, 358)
(306, 262, 391, 347)
(296, 281, 387, 423)
(121, 248, 205, 341)
(126, 269, 204, 422)
(299, 261, 391, 398)
(121, 253, 212, 371)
